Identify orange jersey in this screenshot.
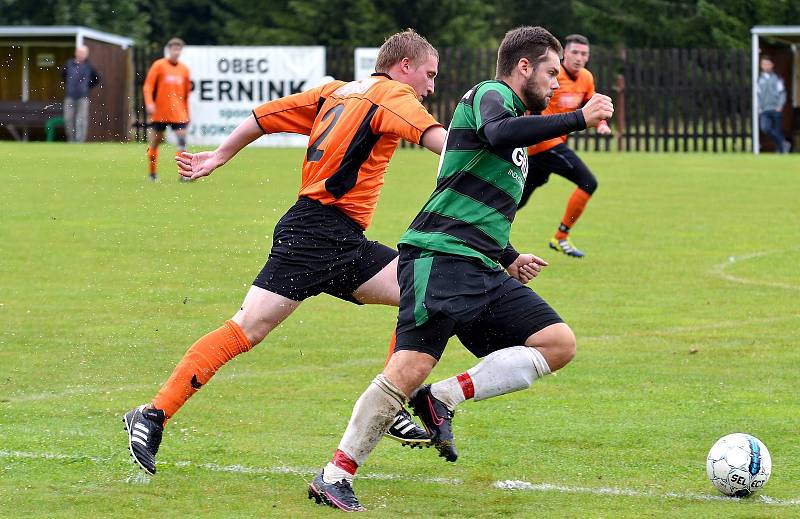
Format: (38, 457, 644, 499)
(253, 74, 441, 229)
(143, 58, 191, 123)
(528, 66, 596, 155)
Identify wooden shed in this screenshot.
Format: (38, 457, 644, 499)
(0, 26, 134, 141)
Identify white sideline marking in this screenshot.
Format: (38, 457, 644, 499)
(2, 449, 797, 506)
(711, 251, 800, 291)
(495, 480, 800, 505)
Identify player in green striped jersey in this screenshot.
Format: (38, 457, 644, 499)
(310, 26, 613, 512)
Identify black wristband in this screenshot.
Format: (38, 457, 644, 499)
(499, 243, 520, 268)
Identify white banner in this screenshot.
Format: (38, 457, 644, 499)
(179, 46, 326, 147)
(354, 47, 380, 81)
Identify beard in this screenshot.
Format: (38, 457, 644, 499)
(522, 75, 550, 112)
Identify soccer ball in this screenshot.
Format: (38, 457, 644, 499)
(706, 433, 771, 497)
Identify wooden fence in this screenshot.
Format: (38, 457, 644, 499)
(132, 45, 160, 142)
(331, 46, 753, 153)
(134, 46, 753, 152)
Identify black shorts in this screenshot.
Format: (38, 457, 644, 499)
(253, 197, 397, 303)
(150, 122, 188, 132)
(394, 245, 563, 360)
(519, 143, 597, 209)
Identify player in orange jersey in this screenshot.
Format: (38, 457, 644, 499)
(123, 30, 447, 476)
(142, 37, 191, 182)
(519, 34, 611, 258)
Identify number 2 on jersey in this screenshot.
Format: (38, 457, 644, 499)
(306, 104, 345, 162)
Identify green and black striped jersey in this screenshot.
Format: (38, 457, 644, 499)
(399, 80, 529, 268)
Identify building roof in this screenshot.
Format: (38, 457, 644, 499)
(0, 26, 134, 48)
(751, 26, 800, 44)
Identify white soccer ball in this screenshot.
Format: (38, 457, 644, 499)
(706, 433, 771, 497)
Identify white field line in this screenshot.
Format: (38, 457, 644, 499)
(1, 449, 797, 507)
(711, 251, 800, 291)
(495, 480, 800, 506)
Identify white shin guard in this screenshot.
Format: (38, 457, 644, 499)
(337, 374, 406, 466)
(469, 346, 551, 402)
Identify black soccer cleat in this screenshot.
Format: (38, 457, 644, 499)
(308, 471, 366, 512)
(384, 408, 431, 448)
(409, 385, 458, 462)
(123, 404, 165, 475)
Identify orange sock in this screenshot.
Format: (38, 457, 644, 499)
(555, 188, 592, 240)
(152, 320, 252, 419)
(383, 329, 397, 367)
(147, 147, 158, 174)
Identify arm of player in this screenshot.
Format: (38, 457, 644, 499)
(253, 84, 334, 136)
(581, 94, 614, 128)
(142, 64, 158, 116)
(176, 115, 263, 179)
(483, 94, 613, 148)
(506, 253, 549, 284)
(498, 243, 547, 284)
(372, 84, 443, 152)
(584, 75, 608, 136)
(420, 126, 447, 155)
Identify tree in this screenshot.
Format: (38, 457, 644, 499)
(1, 0, 799, 50)
(0, 0, 151, 44)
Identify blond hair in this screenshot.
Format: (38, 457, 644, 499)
(375, 29, 437, 73)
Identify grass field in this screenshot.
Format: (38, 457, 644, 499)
(1, 142, 799, 518)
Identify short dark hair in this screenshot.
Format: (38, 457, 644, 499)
(565, 34, 589, 47)
(167, 37, 185, 48)
(496, 26, 562, 78)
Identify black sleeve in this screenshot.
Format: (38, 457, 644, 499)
(476, 89, 514, 135)
(498, 242, 520, 268)
(483, 110, 586, 149)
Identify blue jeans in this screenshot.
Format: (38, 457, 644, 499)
(759, 110, 786, 152)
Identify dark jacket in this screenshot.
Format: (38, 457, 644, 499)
(62, 59, 100, 99)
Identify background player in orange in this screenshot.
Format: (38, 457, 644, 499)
(143, 37, 191, 181)
(518, 34, 611, 258)
(123, 30, 447, 476)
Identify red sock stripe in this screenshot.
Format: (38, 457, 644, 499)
(456, 372, 475, 400)
(332, 449, 358, 475)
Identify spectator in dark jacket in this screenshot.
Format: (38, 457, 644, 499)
(62, 45, 100, 142)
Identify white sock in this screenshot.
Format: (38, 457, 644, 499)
(323, 462, 354, 484)
(469, 346, 551, 401)
(430, 377, 465, 410)
(337, 374, 406, 466)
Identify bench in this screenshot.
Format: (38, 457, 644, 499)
(0, 101, 63, 141)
